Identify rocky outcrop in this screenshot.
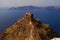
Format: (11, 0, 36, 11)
(0, 12, 60, 40)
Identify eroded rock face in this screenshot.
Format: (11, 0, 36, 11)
(0, 12, 60, 40)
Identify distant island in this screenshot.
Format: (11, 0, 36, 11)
(9, 6, 41, 10)
(9, 6, 60, 10)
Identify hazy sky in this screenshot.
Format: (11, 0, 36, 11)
(0, 0, 60, 7)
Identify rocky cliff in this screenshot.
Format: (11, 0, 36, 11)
(0, 12, 60, 40)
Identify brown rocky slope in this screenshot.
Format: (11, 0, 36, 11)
(0, 12, 60, 40)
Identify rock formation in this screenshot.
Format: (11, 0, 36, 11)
(0, 12, 60, 40)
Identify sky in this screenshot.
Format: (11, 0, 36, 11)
(0, 0, 60, 7)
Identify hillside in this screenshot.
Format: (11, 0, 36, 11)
(0, 12, 60, 40)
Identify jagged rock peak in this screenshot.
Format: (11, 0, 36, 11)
(24, 12, 33, 20)
(25, 12, 33, 17)
(23, 12, 42, 25)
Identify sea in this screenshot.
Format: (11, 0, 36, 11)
(0, 8, 60, 34)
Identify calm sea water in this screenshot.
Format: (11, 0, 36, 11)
(0, 8, 60, 34)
